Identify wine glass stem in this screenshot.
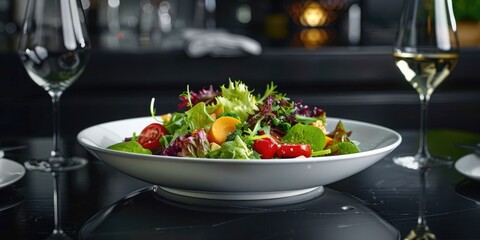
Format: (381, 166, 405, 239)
(417, 168, 427, 226)
(52, 171, 64, 234)
(417, 95, 431, 161)
(49, 91, 64, 160)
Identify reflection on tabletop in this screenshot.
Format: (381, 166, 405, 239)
(79, 186, 399, 240)
(455, 179, 480, 205)
(403, 168, 436, 240)
(0, 187, 24, 213)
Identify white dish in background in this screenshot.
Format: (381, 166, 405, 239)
(0, 158, 26, 189)
(77, 116, 402, 203)
(455, 154, 480, 182)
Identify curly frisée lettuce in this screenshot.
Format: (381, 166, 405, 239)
(213, 80, 258, 122)
(107, 79, 361, 159)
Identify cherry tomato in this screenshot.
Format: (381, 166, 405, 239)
(253, 137, 278, 159)
(276, 144, 312, 158)
(138, 123, 168, 150)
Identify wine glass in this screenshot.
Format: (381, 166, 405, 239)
(18, 0, 90, 172)
(393, 0, 459, 170)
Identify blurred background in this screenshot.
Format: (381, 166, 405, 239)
(1, 0, 479, 140)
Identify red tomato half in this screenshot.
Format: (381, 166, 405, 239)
(253, 137, 278, 159)
(138, 123, 168, 150)
(277, 144, 312, 158)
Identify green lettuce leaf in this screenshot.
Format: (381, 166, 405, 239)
(107, 140, 152, 155)
(219, 136, 253, 159)
(282, 123, 326, 151)
(327, 121, 360, 155)
(329, 142, 360, 155)
(163, 112, 187, 134)
(185, 102, 215, 131)
(161, 112, 189, 146)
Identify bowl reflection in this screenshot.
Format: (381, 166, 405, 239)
(80, 186, 400, 240)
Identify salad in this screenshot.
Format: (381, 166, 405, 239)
(108, 80, 360, 159)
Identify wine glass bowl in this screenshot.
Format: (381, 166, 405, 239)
(21, 48, 87, 93)
(393, 0, 459, 170)
(18, 0, 90, 172)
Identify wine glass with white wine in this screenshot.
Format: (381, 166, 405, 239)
(393, 0, 459, 170)
(18, 0, 90, 172)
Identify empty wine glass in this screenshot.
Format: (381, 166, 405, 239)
(18, 0, 90, 172)
(393, 0, 459, 170)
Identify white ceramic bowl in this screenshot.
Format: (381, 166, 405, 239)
(77, 116, 401, 201)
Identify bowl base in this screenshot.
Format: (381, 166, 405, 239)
(152, 186, 324, 210)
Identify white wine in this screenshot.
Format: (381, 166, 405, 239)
(393, 52, 458, 99)
(20, 48, 89, 92)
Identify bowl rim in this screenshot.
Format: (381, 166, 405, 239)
(77, 116, 402, 164)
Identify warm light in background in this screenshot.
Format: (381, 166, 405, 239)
(300, 28, 329, 48)
(300, 2, 327, 27)
(288, 0, 349, 48)
(291, 28, 332, 49)
(289, 0, 346, 27)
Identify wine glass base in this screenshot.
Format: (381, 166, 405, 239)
(393, 154, 452, 170)
(47, 229, 72, 240)
(24, 157, 87, 172)
(404, 225, 437, 240)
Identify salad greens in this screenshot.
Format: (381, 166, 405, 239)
(108, 79, 360, 159)
(283, 124, 326, 151)
(215, 81, 258, 122)
(218, 135, 254, 159)
(107, 135, 152, 155)
(185, 102, 215, 131)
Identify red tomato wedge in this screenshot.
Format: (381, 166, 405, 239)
(253, 137, 278, 159)
(277, 144, 312, 158)
(138, 123, 168, 150)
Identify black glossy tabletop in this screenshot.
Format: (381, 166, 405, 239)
(1, 129, 480, 240)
